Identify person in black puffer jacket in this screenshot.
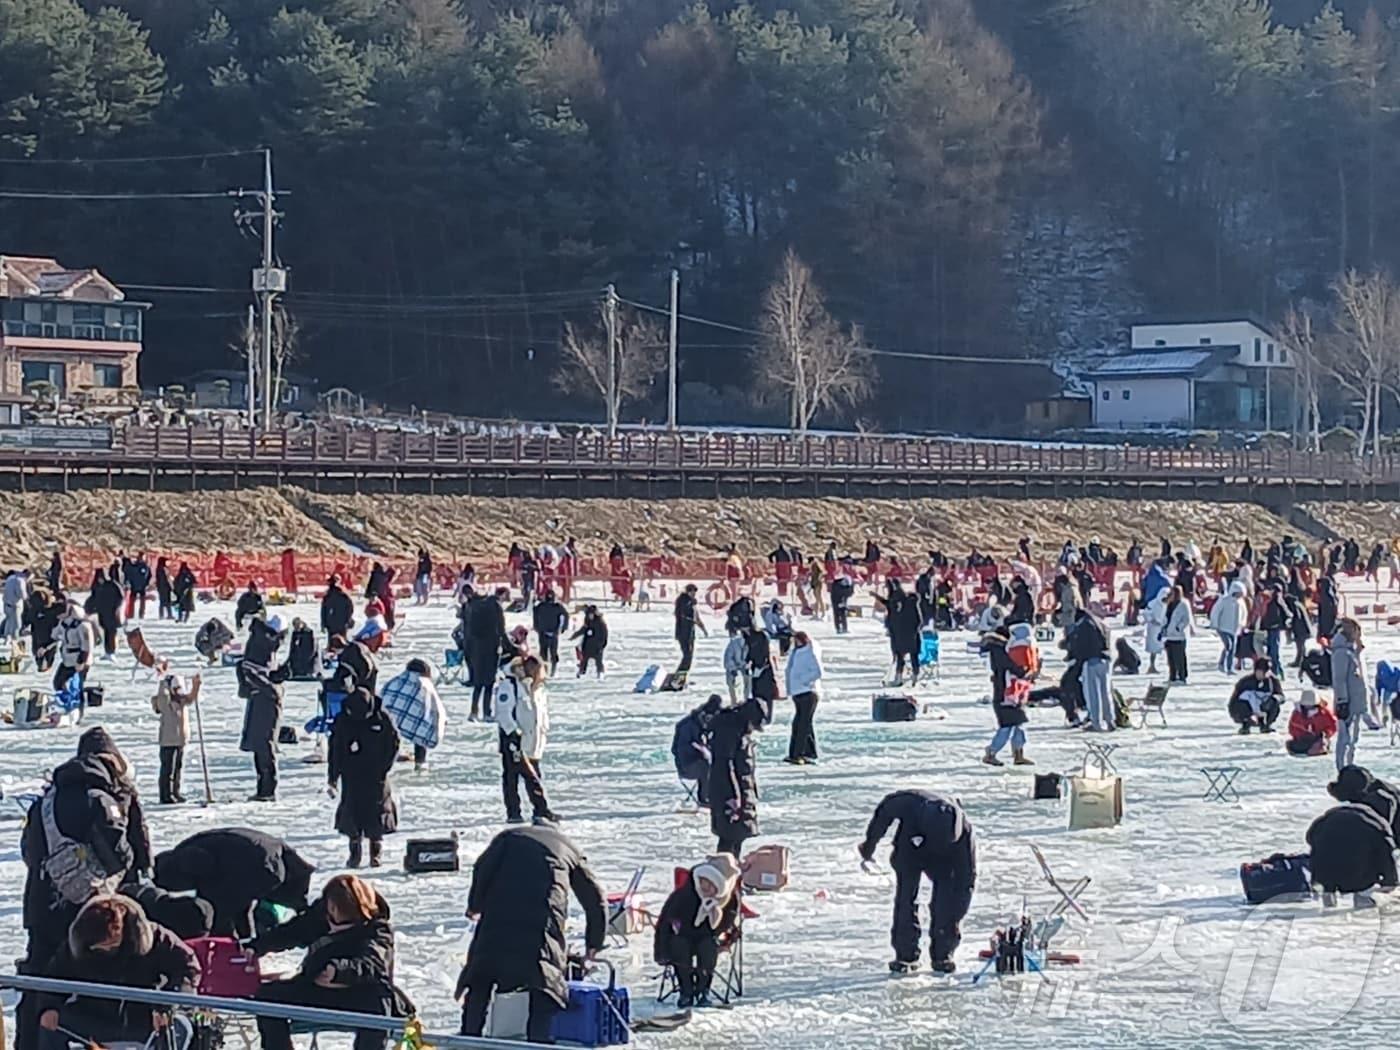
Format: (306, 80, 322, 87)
(321, 575, 355, 640)
(238, 616, 290, 802)
(36, 894, 200, 1050)
(1306, 803, 1398, 907)
(467, 588, 508, 720)
(456, 824, 606, 1043)
(1328, 765, 1400, 844)
(154, 828, 314, 940)
(672, 694, 723, 806)
(708, 698, 765, 855)
(255, 875, 413, 1050)
(572, 605, 609, 679)
(329, 689, 400, 869)
(858, 790, 976, 975)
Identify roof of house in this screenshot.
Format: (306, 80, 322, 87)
(1130, 313, 1275, 337)
(0, 254, 125, 301)
(188, 368, 319, 385)
(1086, 347, 1238, 380)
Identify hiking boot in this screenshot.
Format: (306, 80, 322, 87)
(248, 793, 277, 803)
(369, 840, 383, 868)
(1260, 723, 1275, 734)
(783, 757, 806, 766)
(1238, 724, 1251, 735)
(1354, 891, 1377, 910)
(694, 993, 715, 1009)
(888, 959, 920, 975)
(506, 814, 526, 825)
(982, 750, 1004, 767)
(1321, 890, 1338, 908)
(931, 959, 957, 974)
(676, 993, 694, 1009)
(347, 838, 363, 868)
(1013, 749, 1035, 766)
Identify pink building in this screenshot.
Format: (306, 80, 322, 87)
(0, 254, 147, 400)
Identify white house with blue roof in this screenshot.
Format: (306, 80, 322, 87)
(1087, 316, 1292, 430)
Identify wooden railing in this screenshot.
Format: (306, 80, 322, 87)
(7, 424, 1397, 484)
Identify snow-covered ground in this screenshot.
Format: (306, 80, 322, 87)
(5, 588, 1400, 1050)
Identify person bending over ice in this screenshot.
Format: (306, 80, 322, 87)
(1228, 658, 1284, 734)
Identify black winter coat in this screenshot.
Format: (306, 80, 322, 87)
(288, 625, 318, 678)
(468, 595, 505, 644)
(1307, 804, 1398, 893)
(458, 825, 606, 1008)
(90, 579, 123, 631)
(1008, 585, 1035, 626)
(172, 568, 196, 613)
(38, 894, 200, 1033)
(533, 599, 567, 638)
(1329, 766, 1400, 844)
(982, 631, 1027, 727)
(270, 917, 414, 1019)
(321, 584, 354, 638)
(1065, 613, 1110, 663)
(244, 617, 284, 668)
(653, 876, 739, 964)
(156, 565, 172, 604)
(889, 596, 921, 651)
(154, 828, 314, 938)
(745, 630, 776, 701)
(573, 616, 609, 657)
(235, 590, 265, 629)
(671, 707, 713, 781)
(329, 690, 400, 839)
(252, 889, 390, 954)
(829, 578, 853, 607)
(331, 639, 379, 696)
(725, 598, 754, 635)
(22, 755, 136, 951)
(674, 593, 699, 641)
(858, 790, 977, 889)
(708, 701, 762, 842)
(125, 560, 152, 593)
(237, 660, 286, 753)
(1316, 580, 1339, 640)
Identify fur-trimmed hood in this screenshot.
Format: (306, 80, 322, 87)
(69, 894, 153, 960)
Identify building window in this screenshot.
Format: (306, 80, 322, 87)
(1254, 345, 1261, 362)
(1122, 390, 1131, 401)
(1200, 337, 1211, 344)
(1267, 345, 1274, 362)
(1101, 389, 1111, 401)
(39, 303, 56, 323)
(93, 363, 122, 388)
(1280, 348, 1288, 364)
(21, 360, 65, 396)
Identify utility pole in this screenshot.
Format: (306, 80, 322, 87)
(245, 303, 256, 424)
(605, 284, 618, 439)
(240, 148, 286, 431)
(667, 269, 679, 431)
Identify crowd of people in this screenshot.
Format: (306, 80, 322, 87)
(10, 525, 1400, 1048)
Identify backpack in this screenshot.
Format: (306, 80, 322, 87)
(1300, 649, 1333, 688)
(39, 791, 122, 906)
(1112, 689, 1132, 729)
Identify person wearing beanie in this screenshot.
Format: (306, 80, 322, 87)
(708, 698, 765, 855)
(1328, 765, 1400, 841)
(1228, 657, 1284, 734)
(238, 616, 290, 802)
(328, 688, 400, 869)
(321, 575, 354, 641)
(235, 582, 266, 630)
(653, 853, 742, 1008)
(380, 658, 446, 771)
(1286, 689, 1338, 756)
(858, 790, 976, 975)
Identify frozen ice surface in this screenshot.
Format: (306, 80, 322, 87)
(4, 588, 1400, 1049)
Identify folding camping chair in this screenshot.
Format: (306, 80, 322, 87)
(126, 626, 161, 682)
(657, 867, 745, 1005)
(440, 648, 468, 686)
(606, 867, 648, 948)
(1030, 844, 1090, 925)
(1132, 684, 1170, 728)
(678, 779, 702, 813)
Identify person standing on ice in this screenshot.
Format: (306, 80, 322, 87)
(674, 583, 707, 679)
(457, 822, 605, 1042)
(784, 631, 823, 765)
(238, 615, 290, 802)
(572, 604, 609, 678)
(708, 697, 765, 855)
(1067, 607, 1113, 732)
(858, 790, 976, 975)
(328, 687, 400, 868)
(467, 587, 509, 719)
(532, 589, 568, 676)
(1331, 618, 1371, 772)
(495, 655, 556, 824)
(321, 574, 355, 640)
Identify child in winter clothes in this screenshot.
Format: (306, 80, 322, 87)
(1287, 689, 1338, 756)
(152, 671, 201, 804)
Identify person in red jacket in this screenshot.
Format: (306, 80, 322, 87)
(1287, 689, 1338, 756)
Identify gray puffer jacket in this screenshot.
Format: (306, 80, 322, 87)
(1330, 634, 1368, 716)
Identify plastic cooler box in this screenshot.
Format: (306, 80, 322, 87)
(551, 961, 630, 1047)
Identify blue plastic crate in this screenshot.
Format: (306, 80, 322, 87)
(551, 962, 630, 1047)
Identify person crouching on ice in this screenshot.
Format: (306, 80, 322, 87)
(1287, 689, 1338, 756)
(858, 790, 976, 975)
(1228, 657, 1284, 735)
(653, 853, 741, 1009)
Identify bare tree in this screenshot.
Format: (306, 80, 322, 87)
(554, 305, 664, 423)
(1278, 304, 1322, 451)
(270, 303, 300, 410)
(1326, 269, 1400, 456)
(758, 248, 873, 432)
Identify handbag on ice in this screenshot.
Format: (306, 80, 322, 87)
(1068, 774, 1124, 830)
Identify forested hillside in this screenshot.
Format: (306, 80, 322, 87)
(1, 0, 1397, 429)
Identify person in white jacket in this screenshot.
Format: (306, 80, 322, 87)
(723, 633, 748, 706)
(1160, 586, 1194, 683)
(784, 631, 823, 765)
(1208, 580, 1249, 674)
(1142, 591, 1168, 674)
(494, 655, 555, 824)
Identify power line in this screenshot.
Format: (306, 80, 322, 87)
(0, 189, 238, 201)
(0, 148, 264, 166)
